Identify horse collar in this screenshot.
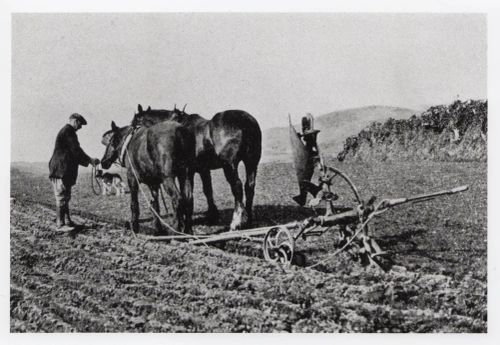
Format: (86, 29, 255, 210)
(119, 127, 138, 167)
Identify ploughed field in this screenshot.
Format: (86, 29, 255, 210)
(10, 160, 487, 332)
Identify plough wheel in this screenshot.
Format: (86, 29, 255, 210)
(263, 226, 295, 267)
(324, 166, 363, 210)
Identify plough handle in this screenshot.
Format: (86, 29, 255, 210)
(451, 185, 469, 193)
(379, 185, 469, 208)
(307, 185, 469, 228)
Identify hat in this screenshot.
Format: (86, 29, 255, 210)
(301, 114, 319, 135)
(69, 113, 87, 125)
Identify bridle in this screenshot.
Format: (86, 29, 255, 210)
(93, 126, 137, 195)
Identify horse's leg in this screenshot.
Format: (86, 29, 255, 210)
(163, 176, 182, 233)
(223, 164, 248, 230)
(127, 173, 140, 233)
(178, 170, 194, 235)
(148, 185, 163, 234)
(199, 169, 219, 224)
(244, 162, 258, 226)
(187, 172, 194, 233)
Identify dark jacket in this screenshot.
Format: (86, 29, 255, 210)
(49, 124, 91, 186)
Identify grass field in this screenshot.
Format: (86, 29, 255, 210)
(10, 159, 487, 332)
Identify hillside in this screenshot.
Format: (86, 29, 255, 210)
(262, 106, 417, 162)
(337, 100, 487, 162)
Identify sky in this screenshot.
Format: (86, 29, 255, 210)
(11, 13, 486, 162)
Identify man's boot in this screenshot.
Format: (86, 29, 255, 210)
(63, 205, 78, 227)
(56, 205, 74, 231)
(55, 206, 65, 228)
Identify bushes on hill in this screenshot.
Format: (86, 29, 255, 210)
(337, 100, 487, 162)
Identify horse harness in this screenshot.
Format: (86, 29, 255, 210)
(118, 126, 140, 167)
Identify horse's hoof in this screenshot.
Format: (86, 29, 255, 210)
(230, 219, 247, 231)
(230, 218, 241, 231)
(230, 207, 248, 231)
(229, 224, 240, 231)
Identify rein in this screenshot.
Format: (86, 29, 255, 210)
(90, 165, 102, 196)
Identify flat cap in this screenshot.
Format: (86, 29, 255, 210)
(69, 113, 87, 125)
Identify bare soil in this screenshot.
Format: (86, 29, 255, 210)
(10, 160, 487, 332)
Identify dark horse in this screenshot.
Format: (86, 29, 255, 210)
(100, 120, 195, 234)
(132, 104, 262, 230)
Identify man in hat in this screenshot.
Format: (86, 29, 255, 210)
(292, 113, 322, 206)
(49, 113, 100, 230)
(298, 113, 321, 162)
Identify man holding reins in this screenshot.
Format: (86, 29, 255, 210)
(49, 113, 100, 230)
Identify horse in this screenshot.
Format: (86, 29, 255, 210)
(100, 120, 195, 234)
(131, 104, 262, 230)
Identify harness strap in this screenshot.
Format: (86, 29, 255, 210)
(119, 128, 137, 167)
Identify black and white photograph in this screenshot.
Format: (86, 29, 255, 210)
(3, 1, 495, 338)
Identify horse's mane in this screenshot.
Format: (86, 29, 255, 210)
(131, 106, 203, 128)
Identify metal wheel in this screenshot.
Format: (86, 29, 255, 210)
(263, 226, 295, 267)
(324, 166, 363, 210)
(306, 164, 364, 215)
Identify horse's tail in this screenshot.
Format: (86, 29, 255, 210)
(239, 112, 261, 226)
(241, 112, 262, 168)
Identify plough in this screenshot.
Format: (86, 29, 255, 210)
(144, 114, 468, 270)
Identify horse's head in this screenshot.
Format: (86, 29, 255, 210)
(171, 104, 189, 123)
(132, 104, 175, 127)
(101, 121, 127, 169)
(131, 104, 148, 127)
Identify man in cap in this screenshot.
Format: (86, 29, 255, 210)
(298, 113, 321, 163)
(49, 113, 100, 230)
(292, 113, 322, 206)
